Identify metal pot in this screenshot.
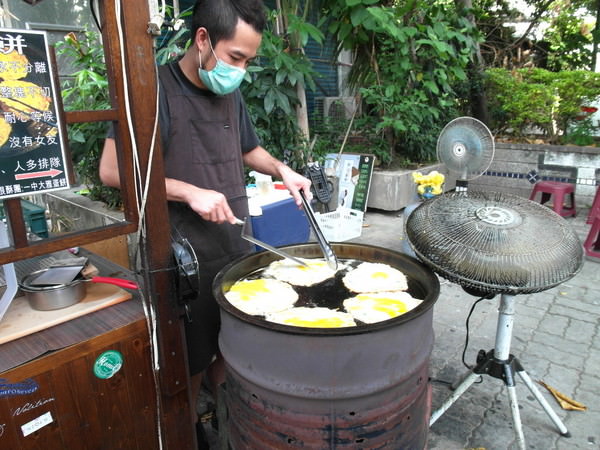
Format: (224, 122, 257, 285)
(213, 243, 440, 449)
(20, 269, 138, 311)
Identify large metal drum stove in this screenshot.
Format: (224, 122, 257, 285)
(214, 243, 440, 449)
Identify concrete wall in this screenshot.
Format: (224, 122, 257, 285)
(367, 143, 599, 211)
(468, 142, 599, 207)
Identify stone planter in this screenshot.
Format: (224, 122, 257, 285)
(367, 163, 456, 211)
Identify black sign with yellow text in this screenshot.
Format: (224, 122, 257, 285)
(0, 28, 69, 199)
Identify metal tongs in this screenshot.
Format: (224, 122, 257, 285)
(235, 217, 308, 267)
(299, 189, 339, 271)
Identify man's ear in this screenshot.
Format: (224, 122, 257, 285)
(195, 27, 210, 51)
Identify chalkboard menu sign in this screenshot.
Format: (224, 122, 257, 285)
(0, 28, 69, 199)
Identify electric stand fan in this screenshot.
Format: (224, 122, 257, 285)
(405, 117, 583, 450)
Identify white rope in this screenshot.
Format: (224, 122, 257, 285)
(115, 1, 163, 447)
(137, 77, 160, 237)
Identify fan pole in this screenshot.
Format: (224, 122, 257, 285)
(430, 294, 570, 449)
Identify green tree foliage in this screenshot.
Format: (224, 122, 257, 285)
(321, 0, 479, 166)
(154, 6, 193, 65)
(485, 67, 600, 142)
(544, 0, 595, 70)
(471, 0, 598, 71)
(241, 9, 323, 171)
(472, 0, 530, 67)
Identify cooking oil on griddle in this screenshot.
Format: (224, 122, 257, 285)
(243, 258, 425, 323)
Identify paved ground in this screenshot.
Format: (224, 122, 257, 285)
(354, 203, 599, 450)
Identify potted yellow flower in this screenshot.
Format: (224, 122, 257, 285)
(402, 170, 446, 257)
(412, 170, 445, 200)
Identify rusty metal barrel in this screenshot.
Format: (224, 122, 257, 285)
(214, 243, 440, 449)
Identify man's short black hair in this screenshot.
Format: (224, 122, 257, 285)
(192, 0, 267, 45)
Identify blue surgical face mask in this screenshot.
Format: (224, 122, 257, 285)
(198, 40, 245, 95)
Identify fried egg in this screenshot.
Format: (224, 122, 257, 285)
(264, 258, 339, 286)
(225, 278, 298, 316)
(343, 291, 422, 324)
(342, 262, 408, 293)
(266, 307, 356, 328)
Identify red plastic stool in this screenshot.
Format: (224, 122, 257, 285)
(584, 216, 600, 259)
(587, 186, 600, 224)
(529, 181, 576, 218)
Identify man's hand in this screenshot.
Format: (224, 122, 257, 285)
(102, 138, 237, 224)
(167, 179, 237, 224)
(189, 189, 237, 224)
(278, 165, 312, 207)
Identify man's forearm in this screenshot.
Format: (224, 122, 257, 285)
(242, 146, 289, 179)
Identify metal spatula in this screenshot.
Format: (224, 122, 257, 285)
(235, 217, 308, 267)
(29, 258, 89, 286)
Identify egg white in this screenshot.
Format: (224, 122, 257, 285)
(225, 278, 298, 316)
(264, 257, 339, 286)
(266, 306, 356, 328)
(343, 291, 422, 324)
(342, 262, 408, 293)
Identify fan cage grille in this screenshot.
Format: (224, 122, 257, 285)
(405, 191, 583, 295)
(436, 117, 495, 181)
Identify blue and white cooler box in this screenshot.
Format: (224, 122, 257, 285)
(247, 185, 310, 250)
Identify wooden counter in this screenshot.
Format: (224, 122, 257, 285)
(0, 297, 159, 449)
(0, 251, 160, 448)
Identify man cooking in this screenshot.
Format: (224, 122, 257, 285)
(99, 0, 311, 445)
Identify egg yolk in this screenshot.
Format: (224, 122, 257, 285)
(356, 295, 408, 317)
(371, 271, 389, 279)
(372, 300, 407, 317)
(283, 317, 350, 327)
(229, 279, 270, 301)
(298, 261, 328, 272)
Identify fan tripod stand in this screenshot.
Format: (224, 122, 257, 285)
(429, 293, 570, 450)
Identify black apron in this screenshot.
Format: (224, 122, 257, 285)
(159, 63, 252, 374)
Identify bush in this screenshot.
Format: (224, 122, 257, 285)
(324, 0, 477, 167)
(485, 68, 600, 143)
(310, 113, 388, 165)
(241, 11, 323, 172)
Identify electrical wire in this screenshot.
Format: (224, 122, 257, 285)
(114, 0, 162, 371)
(90, 0, 101, 31)
(461, 294, 492, 370)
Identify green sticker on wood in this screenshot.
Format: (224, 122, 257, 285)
(93, 350, 123, 379)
